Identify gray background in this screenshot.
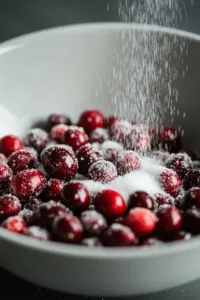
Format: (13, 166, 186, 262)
(0, 0, 200, 299)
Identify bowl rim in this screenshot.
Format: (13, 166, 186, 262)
(1, 22, 200, 259)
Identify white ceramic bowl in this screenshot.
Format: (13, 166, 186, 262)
(1, 23, 200, 297)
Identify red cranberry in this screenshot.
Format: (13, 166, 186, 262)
(0, 163, 13, 191)
(63, 182, 90, 212)
(128, 191, 155, 211)
(110, 120, 132, 144)
(24, 226, 51, 241)
(90, 128, 109, 144)
(42, 145, 78, 180)
(105, 116, 119, 128)
(159, 127, 181, 152)
(42, 179, 64, 202)
(88, 160, 118, 184)
(114, 150, 141, 175)
(183, 208, 200, 234)
(154, 192, 174, 207)
(78, 110, 105, 134)
(1, 216, 26, 233)
(0, 135, 23, 157)
(48, 113, 71, 127)
(81, 237, 102, 247)
(10, 169, 47, 201)
(0, 194, 21, 219)
(24, 198, 42, 211)
(19, 209, 34, 225)
(156, 206, 182, 235)
(151, 151, 170, 163)
(8, 150, 39, 174)
(142, 237, 162, 246)
(135, 133, 151, 152)
(125, 208, 157, 238)
(0, 153, 7, 163)
(101, 140, 123, 162)
(63, 126, 89, 151)
(159, 169, 181, 197)
(80, 210, 107, 236)
(24, 128, 49, 153)
(184, 187, 200, 210)
(103, 223, 138, 247)
(50, 124, 69, 143)
(183, 169, 200, 190)
(173, 231, 191, 241)
(53, 214, 83, 243)
(93, 190, 126, 218)
(166, 153, 193, 179)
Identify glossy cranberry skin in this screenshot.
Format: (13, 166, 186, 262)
(142, 237, 162, 246)
(128, 191, 155, 211)
(125, 208, 157, 238)
(78, 110, 105, 134)
(24, 128, 49, 153)
(80, 210, 107, 236)
(42, 145, 78, 180)
(0, 163, 13, 191)
(103, 223, 138, 247)
(10, 169, 47, 201)
(90, 128, 109, 144)
(173, 231, 191, 241)
(50, 124, 69, 143)
(183, 208, 200, 234)
(183, 187, 200, 210)
(42, 179, 64, 202)
(0, 194, 21, 220)
(110, 120, 132, 144)
(0, 135, 24, 157)
(114, 150, 141, 175)
(48, 113, 71, 128)
(8, 150, 39, 174)
(105, 116, 119, 128)
(81, 237, 102, 247)
(53, 214, 83, 243)
(156, 206, 182, 235)
(1, 216, 26, 233)
(63, 182, 90, 212)
(0, 153, 7, 163)
(24, 226, 51, 241)
(63, 126, 89, 151)
(154, 192, 174, 207)
(183, 169, 200, 191)
(159, 128, 181, 152)
(88, 160, 118, 184)
(93, 190, 126, 218)
(166, 153, 193, 179)
(159, 169, 181, 197)
(24, 198, 42, 211)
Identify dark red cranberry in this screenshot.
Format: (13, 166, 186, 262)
(88, 160, 118, 184)
(154, 192, 174, 207)
(159, 169, 181, 197)
(10, 169, 47, 201)
(24, 198, 42, 211)
(114, 150, 141, 175)
(80, 210, 107, 236)
(19, 209, 34, 225)
(184, 187, 200, 209)
(42, 179, 64, 202)
(63, 182, 90, 212)
(42, 145, 78, 180)
(156, 206, 182, 235)
(166, 153, 193, 179)
(102, 223, 138, 247)
(105, 116, 119, 128)
(183, 169, 200, 191)
(53, 214, 83, 243)
(48, 113, 71, 128)
(63, 126, 89, 151)
(24, 226, 51, 241)
(24, 128, 49, 153)
(159, 127, 181, 152)
(0, 153, 7, 163)
(49, 124, 69, 143)
(128, 191, 155, 211)
(78, 110, 105, 134)
(81, 237, 102, 247)
(173, 231, 191, 241)
(93, 190, 126, 218)
(8, 150, 39, 174)
(1, 216, 26, 233)
(0, 194, 21, 219)
(125, 208, 157, 238)
(101, 140, 123, 162)
(0, 135, 24, 157)
(90, 128, 109, 144)
(110, 120, 132, 144)
(174, 193, 185, 210)
(183, 208, 200, 234)
(142, 237, 162, 246)
(0, 163, 13, 191)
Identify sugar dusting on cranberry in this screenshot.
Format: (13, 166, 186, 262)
(166, 153, 193, 179)
(0, 163, 13, 191)
(24, 226, 50, 241)
(48, 113, 71, 127)
(50, 124, 69, 143)
(80, 210, 107, 236)
(110, 120, 132, 144)
(0, 194, 21, 220)
(159, 169, 181, 197)
(24, 128, 49, 153)
(101, 140, 123, 162)
(183, 169, 200, 190)
(81, 237, 102, 247)
(8, 150, 39, 174)
(1, 216, 26, 233)
(114, 150, 141, 175)
(88, 160, 118, 184)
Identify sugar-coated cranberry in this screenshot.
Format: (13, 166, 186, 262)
(0, 135, 24, 157)
(42, 179, 64, 202)
(24, 198, 42, 211)
(24, 128, 49, 153)
(110, 120, 132, 144)
(19, 209, 34, 225)
(81, 237, 102, 247)
(154, 192, 174, 207)
(159, 169, 181, 197)
(63, 126, 89, 151)
(24, 226, 51, 241)
(90, 128, 109, 144)
(151, 151, 170, 163)
(142, 237, 162, 246)
(80, 210, 107, 236)
(135, 133, 151, 152)
(42, 145, 78, 180)
(50, 124, 69, 143)
(125, 208, 157, 238)
(1, 216, 26, 233)
(105, 116, 119, 128)
(183, 208, 200, 234)
(166, 153, 193, 179)
(101, 140, 123, 162)
(63, 182, 90, 212)
(93, 190, 126, 218)
(10, 169, 47, 201)
(159, 127, 181, 152)
(102, 223, 138, 247)
(88, 160, 118, 184)
(114, 150, 141, 175)
(48, 113, 71, 128)
(0, 153, 7, 163)
(156, 206, 182, 235)
(0, 163, 13, 191)
(0, 194, 21, 219)
(173, 231, 191, 241)
(184, 187, 200, 210)
(183, 169, 200, 190)
(8, 150, 39, 174)
(53, 214, 83, 243)
(128, 191, 155, 211)
(78, 110, 105, 134)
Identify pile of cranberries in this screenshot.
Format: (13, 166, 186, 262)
(0, 109, 200, 248)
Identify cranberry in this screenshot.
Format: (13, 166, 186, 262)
(183, 208, 200, 234)
(125, 208, 157, 238)
(88, 160, 118, 184)
(76, 143, 103, 175)
(135, 133, 151, 152)
(142, 237, 162, 246)
(159, 127, 181, 152)
(103, 223, 138, 247)
(1, 216, 26, 233)
(0, 163, 13, 191)
(63, 182, 90, 212)
(93, 190, 126, 218)
(0, 194, 21, 219)
(166, 153, 193, 179)
(10, 169, 47, 201)
(24, 128, 49, 153)
(63, 126, 89, 151)
(183, 187, 200, 210)
(24, 226, 51, 241)
(24, 198, 42, 211)
(101, 140, 123, 162)
(114, 150, 141, 175)
(48, 113, 71, 128)
(159, 169, 181, 197)
(8, 150, 39, 174)
(0, 135, 23, 157)
(105, 116, 119, 128)
(81, 237, 102, 247)
(151, 151, 170, 163)
(173, 231, 191, 241)
(0, 153, 7, 163)
(154, 192, 174, 207)
(156, 206, 182, 235)
(183, 169, 200, 190)
(42, 179, 64, 202)
(78, 110, 105, 134)
(174, 193, 185, 210)
(19, 209, 34, 225)
(128, 191, 155, 211)
(80, 210, 107, 236)
(90, 128, 109, 144)
(110, 120, 132, 144)
(24, 147, 38, 158)
(42, 145, 78, 180)
(49, 124, 69, 143)
(53, 214, 83, 243)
